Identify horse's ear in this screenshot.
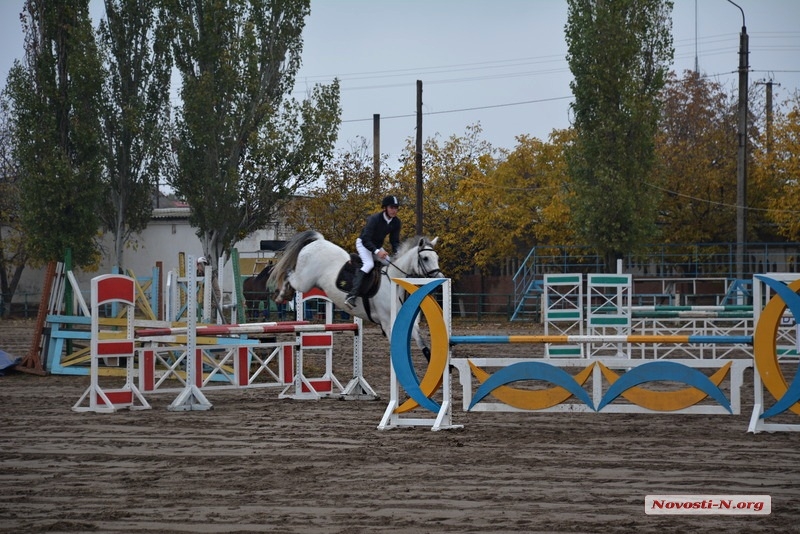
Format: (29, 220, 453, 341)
(430, 236, 439, 246)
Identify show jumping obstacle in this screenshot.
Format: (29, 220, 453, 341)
(73, 256, 371, 413)
(72, 274, 151, 413)
(379, 275, 800, 432)
(72, 265, 800, 432)
(278, 287, 375, 401)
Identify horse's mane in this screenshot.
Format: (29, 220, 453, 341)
(254, 265, 272, 281)
(395, 235, 433, 257)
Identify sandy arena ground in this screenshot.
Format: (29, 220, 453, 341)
(1, 317, 799, 533)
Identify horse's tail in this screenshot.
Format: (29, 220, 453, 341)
(267, 230, 323, 290)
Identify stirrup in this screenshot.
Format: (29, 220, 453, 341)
(345, 295, 357, 308)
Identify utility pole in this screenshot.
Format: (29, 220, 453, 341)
(765, 81, 773, 153)
(760, 80, 779, 154)
(728, 0, 748, 281)
(373, 114, 380, 182)
(415, 80, 423, 235)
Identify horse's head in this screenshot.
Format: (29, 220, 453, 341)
(267, 265, 293, 304)
(271, 278, 295, 304)
(418, 236, 443, 278)
(395, 236, 443, 278)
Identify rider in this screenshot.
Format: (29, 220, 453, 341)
(345, 195, 402, 309)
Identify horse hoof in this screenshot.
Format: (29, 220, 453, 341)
(422, 347, 431, 362)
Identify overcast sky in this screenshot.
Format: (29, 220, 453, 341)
(1, 1, 798, 166)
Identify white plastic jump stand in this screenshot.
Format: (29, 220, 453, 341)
(163, 265, 213, 323)
(378, 278, 461, 431)
(748, 273, 800, 433)
(342, 316, 379, 400)
(168, 256, 213, 411)
(279, 289, 377, 400)
(73, 274, 151, 413)
(279, 289, 338, 399)
(279, 329, 344, 400)
(747, 370, 800, 433)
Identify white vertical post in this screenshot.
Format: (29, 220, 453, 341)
(168, 255, 213, 411)
(378, 278, 461, 430)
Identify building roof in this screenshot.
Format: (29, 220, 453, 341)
(151, 207, 191, 219)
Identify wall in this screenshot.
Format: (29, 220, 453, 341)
(11, 208, 286, 306)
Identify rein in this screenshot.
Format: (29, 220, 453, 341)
(384, 245, 440, 278)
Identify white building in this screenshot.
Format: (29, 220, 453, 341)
(12, 207, 293, 311)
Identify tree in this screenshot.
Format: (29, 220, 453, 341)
(6, 0, 105, 267)
(565, 0, 674, 271)
(523, 129, 579, 247)
(0, 95, 28, 318)
(283, 138, 389, 250)
(165, 0, 340, 272)
(654, 71, 739, 244)
(392, 124, 495, 281)
(97, 0, 173, 269)
(755, 93, 800, 240)
(746, 84, 783, 244)
(464, 130, 577, 271)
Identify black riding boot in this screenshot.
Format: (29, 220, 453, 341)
(345, 270, 366, 308)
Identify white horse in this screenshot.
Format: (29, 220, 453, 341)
(268, 230, 443, 356)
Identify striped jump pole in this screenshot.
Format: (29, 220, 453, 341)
(631, 305, 753, 319)
(450, 334, 754, 345)
(136, 320, 309, 338)
(631, 305, 753, 313)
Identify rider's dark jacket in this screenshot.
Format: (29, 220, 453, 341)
(359, 211, 401, 255)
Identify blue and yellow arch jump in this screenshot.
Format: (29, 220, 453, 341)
(753, 275, 800, 419)
(392, 280, 740, 413)
(389, 278, 449, 414)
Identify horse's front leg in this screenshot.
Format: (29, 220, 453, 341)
(410, 316, 432, 362)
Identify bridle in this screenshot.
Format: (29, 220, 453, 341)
(375, 243, 441, 324)
(385, 243, 441, 279)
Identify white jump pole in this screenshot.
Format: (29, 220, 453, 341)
(168, 255, 213, 411)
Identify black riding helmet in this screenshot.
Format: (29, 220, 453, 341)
(381, 195, 399, 208)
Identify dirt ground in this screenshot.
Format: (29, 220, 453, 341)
(1, 317, 799, 533)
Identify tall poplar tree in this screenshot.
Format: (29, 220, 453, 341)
(565, 0, 673, 271)
(0, 96, 28, 318)
(6, 0, 105, 267)
(165, 0, 340, 271)
(97, 0, 173, 269)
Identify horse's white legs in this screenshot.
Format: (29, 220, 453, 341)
(409, 317, 433, 361)
(380, 297, 431, 363)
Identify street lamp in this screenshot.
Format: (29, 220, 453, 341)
(727, 0, 748, 281)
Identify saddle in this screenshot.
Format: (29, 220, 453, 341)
(336, 254, 381, 299)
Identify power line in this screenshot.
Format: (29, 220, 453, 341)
(297, 31, 800, 86)
(296, 54, 569, 83)
(647, 183, 800, 215)
(341, 96, 574, 123)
